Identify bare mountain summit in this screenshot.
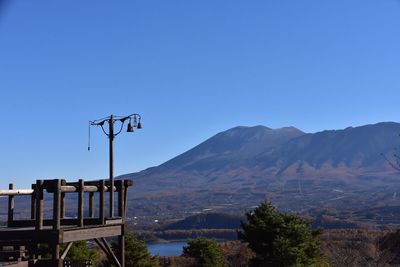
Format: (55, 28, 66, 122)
(122, 122, 400, 221)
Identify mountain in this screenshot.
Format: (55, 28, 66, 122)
(160, 213, 244, 230)
(122, 122, 400, 225)
(159, 125, 305, 171)
(257, 122, 400, 170)
(125, 126, 304, 191)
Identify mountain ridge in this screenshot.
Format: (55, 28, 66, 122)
(122, 122, 400, 221)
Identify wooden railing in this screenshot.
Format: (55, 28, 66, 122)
(2, 179, 133, 230)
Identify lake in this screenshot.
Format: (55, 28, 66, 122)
(147, 241, 187, 257)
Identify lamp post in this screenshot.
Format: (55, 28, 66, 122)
(89, 114, 142, 218)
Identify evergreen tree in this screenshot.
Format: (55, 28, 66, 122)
(65, 240, 99, 264)
(124, 233, 159, 267)
(182, 237, 227, 267)
(239, 201, 323, 267)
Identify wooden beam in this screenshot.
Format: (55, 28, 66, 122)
(117, 180, 125, 219)
(0, 189, 34, 196)
(118, 181, 126, 267)
(78, 179, 84, 227)
(53, 179, 61, 230)
(60, 192, 66, 219)
(124, 180, 131, 218)
(9, 217, 110, 227)
(47, 185, 117, 193)
(31, 184, 36, 220)
(94, 238, 112, 259)
(60, 185, 98, 193)
(60, 242, 73, 260)
(8, 183, 14, 227)
(35, 180, 44, 230)
(89, 192, 94, 218)
(99, 180, 105, 224)
(0, 229, 59, 243)
(118, 234, 125, 267)
(101, 237, 121, 267)
(62, 225, 122, 243)
(52, 242, 60, 266)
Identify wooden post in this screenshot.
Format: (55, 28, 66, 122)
(89, 192, 95, 218)
(8, 183, 14, 226)
(118, 234, 125, 267)
(100, 180, 105, 224)
(53, 179, 61, 230)
(31, 184, 36, 220)
(61, 192, 66, 219)
(52, 241, 61, 267)
(123, 180, 130, 219)
(117, 180, 125, 219)
(118, 180, 125, 267)
(78, 179, 84, 227)
(35, 180, 44, 230)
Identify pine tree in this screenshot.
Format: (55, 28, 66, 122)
(65, 240, 99, 264)
(182, 237, 227, 267)
(124, 233, 159, 267)
(239, 201, 323, 267)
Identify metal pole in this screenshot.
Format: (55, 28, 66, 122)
(109, 115, 114, 218)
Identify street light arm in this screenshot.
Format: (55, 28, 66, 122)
(113, 120, 126, 137)
(100, 124, 110, 137)
(91, 119, 108, 126)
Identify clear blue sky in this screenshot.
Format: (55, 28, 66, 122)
(0, 0, 399, 187)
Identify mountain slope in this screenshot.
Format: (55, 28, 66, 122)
(136, 125, 304, 174)
(123, 122, 400, 220)
(261, 122, 399, 167)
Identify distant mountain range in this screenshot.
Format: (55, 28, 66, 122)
(122, 122, 400, 225)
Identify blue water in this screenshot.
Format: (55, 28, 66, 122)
(147, 241, 187, 256)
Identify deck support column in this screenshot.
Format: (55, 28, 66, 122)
(8, 183, 14, 227)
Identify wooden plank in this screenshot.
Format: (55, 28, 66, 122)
(62, 225, 122, 243)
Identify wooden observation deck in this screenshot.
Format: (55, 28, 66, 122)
(0, 178, 133, 267)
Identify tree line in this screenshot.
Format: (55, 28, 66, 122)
(64, 201, 400, 266)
